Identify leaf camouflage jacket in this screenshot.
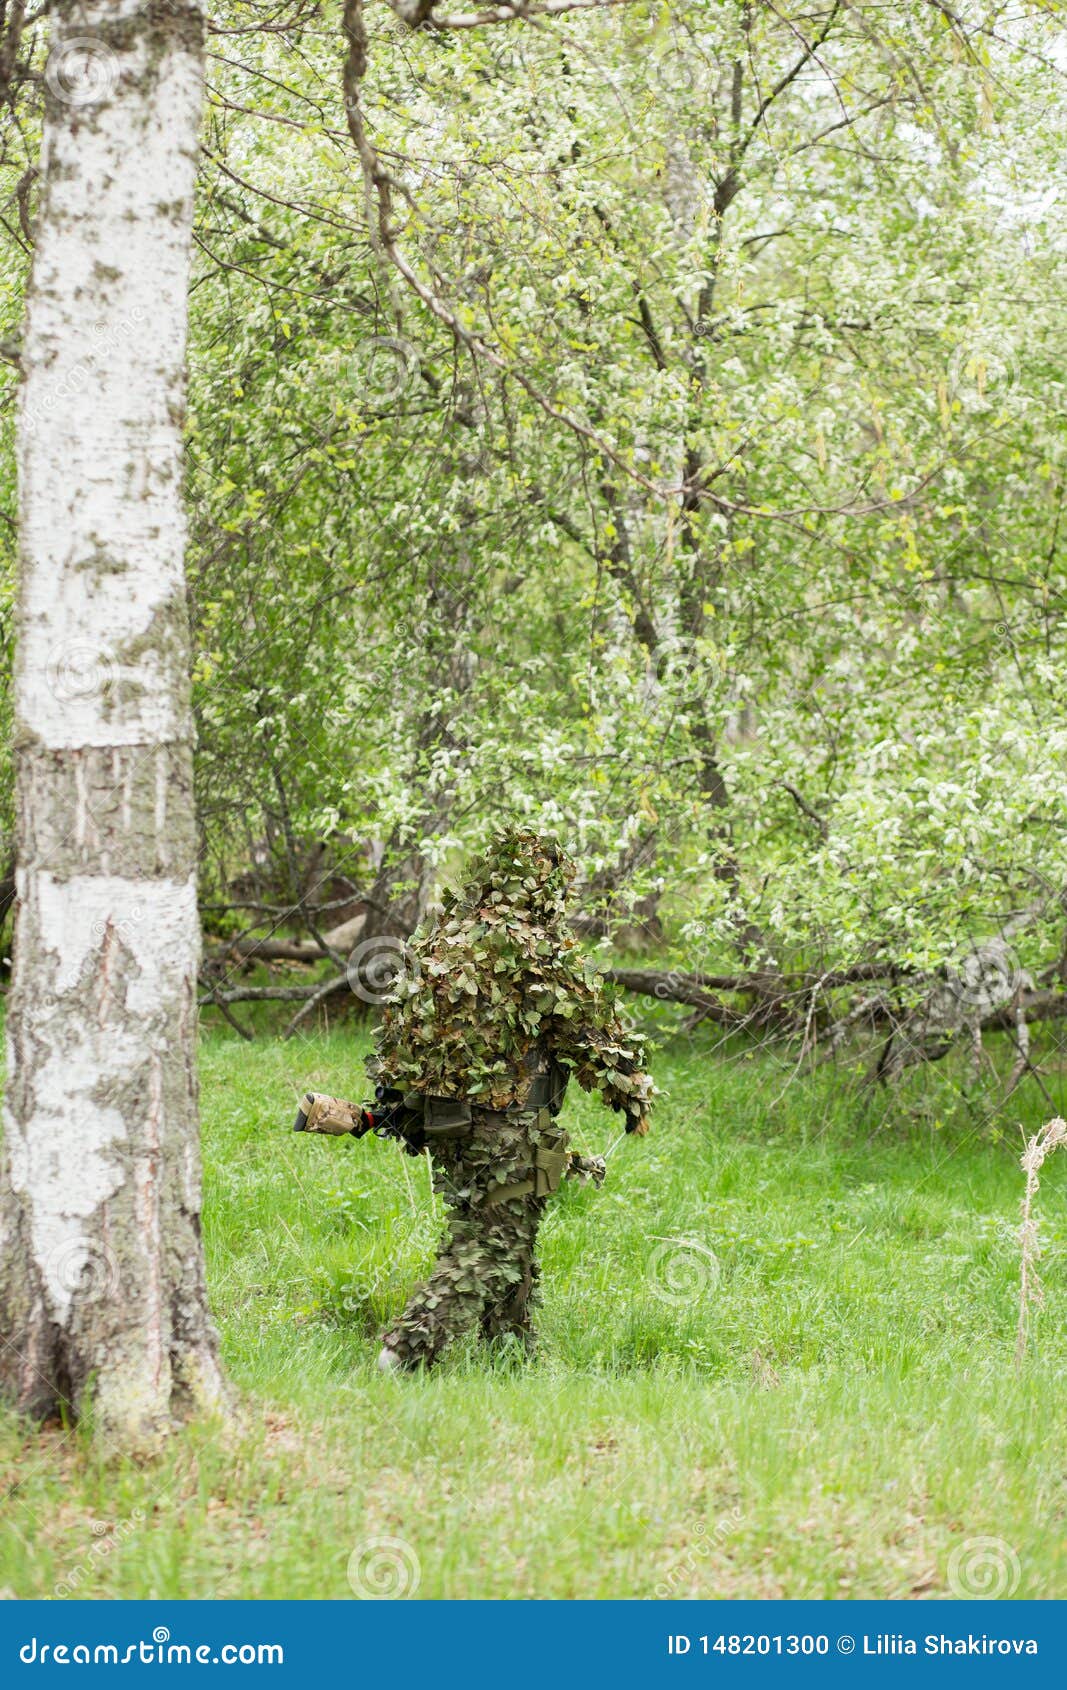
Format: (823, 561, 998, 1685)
(300, 828, 656, 1370)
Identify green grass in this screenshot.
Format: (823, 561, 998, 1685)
(3, 1020, 1067, 1599)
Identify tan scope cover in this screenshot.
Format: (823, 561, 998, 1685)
(301, 1093, 363, 1135)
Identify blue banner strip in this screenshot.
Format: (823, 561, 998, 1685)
(0, 1601, 1061, 1683)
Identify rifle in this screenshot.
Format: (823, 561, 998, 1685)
(292, 1087, 607, 1184)
(292, 1085, 412, 1143)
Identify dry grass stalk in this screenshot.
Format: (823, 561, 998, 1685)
(1015, 1116, 1067, 1369)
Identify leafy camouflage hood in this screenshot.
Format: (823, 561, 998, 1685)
(442, 829, 577, 930)
(369, 828, 654, 1121)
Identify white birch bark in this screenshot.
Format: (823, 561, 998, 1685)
(0, 0, 224, 1449)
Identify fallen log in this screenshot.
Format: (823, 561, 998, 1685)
(605, 968, 736, 1015)
(983, 990, 1067, 1030)
(198, 984, 324, 1004)
(606, 961, 907, 1004)
(609, 959, 1067, 1077)
(208, 937, 324, 964)
(206, 911, 367, 966)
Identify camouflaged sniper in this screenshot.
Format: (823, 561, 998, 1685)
(298, 828, 655, 1369)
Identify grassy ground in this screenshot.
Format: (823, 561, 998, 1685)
(2, 1016, 1067, 1600)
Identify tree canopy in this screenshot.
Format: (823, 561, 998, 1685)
(2, 0, 1065, 1041)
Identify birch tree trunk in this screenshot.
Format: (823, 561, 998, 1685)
(0, 0, 224, 1449)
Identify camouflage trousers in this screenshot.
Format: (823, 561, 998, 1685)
(381, 1108, 564, 1369)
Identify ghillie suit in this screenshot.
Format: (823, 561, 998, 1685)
(297, 829, 655, 1368)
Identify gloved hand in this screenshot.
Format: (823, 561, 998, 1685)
(567, 1152, 607, 1188)
(292, 1092, 368, 1136)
